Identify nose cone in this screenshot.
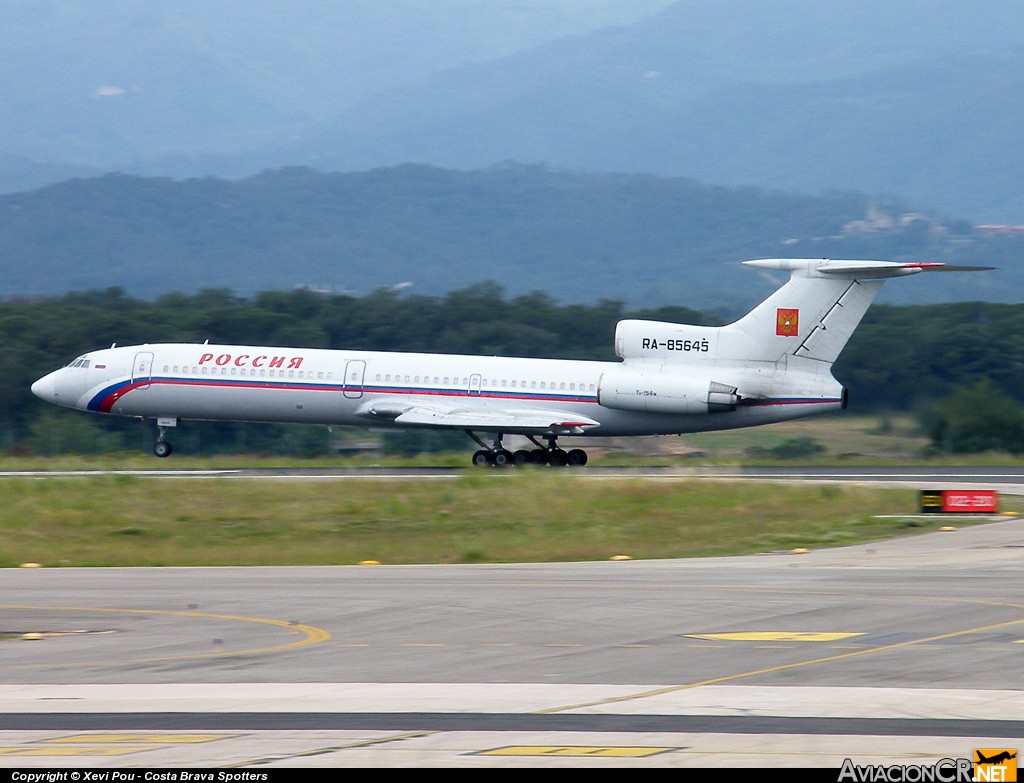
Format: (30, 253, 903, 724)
(31, 371, 58, 402)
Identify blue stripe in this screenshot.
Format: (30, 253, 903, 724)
(89, 376, 600, 411)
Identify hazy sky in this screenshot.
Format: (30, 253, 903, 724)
(4, 1, 1024, 221)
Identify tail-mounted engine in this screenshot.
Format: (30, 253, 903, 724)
(614, 319, 719, 361)
(598, 371, 740, 415)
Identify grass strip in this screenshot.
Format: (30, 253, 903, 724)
(0, 472, 1003, 567)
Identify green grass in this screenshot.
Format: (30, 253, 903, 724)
(0, 472, 1012, 567)
(1, 413, 1017, 567)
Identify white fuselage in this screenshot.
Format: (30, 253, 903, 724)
(31, 342, 844, 437)
(30, 260, 983, 461)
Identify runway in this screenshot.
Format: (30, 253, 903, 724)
(5, 464, 1024, 487)
(0, 467, 1022, 768)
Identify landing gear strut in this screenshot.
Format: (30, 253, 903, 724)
(466, 431, 588, 468)
(152, 417, 178, 458)
(528, 434, 587, 467)
(467, 432, 512, 467)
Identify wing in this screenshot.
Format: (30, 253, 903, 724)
(358, 399, 599, 435)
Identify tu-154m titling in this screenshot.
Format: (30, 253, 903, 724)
(31, 258, 989, 467)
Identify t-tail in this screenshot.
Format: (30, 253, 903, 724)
(604, 258, 992, 424)
(728, 258, 960, 364)
(616, 258, 991, 366)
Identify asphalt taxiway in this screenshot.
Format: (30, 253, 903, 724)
(0, 468, 1022, 767)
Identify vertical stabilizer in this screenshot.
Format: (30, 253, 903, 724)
(726, 260, 888, 363)
(612, 258, 990, 367)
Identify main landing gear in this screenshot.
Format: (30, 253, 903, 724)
(466, 432, 588, 468)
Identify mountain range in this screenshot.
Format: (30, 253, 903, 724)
(1, 165, 1015, 312)
(3, 1, 1024, 222)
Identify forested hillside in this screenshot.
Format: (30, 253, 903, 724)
(1, 165, 1017, 312)
(7, 285, 1022, 455)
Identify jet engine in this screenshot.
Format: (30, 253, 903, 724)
(598, 371, 740, 415)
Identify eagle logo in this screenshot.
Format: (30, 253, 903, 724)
(776, 308, 799, 337)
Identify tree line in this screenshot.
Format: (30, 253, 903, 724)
(7, 284, 1023, 455)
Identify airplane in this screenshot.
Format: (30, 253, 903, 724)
(976, 751, 1017, 765)
(30, 258, 989, 467)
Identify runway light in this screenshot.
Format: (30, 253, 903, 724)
(791, 548, 809, 555)
(609, 555, 632, 561)
(19, 562, 42, 568)
(359, 560, 381, 566)
(940, 526, 957, 532)
(21, 633, 44, 640)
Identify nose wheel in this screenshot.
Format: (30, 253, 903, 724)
(152, 419, 178, 458)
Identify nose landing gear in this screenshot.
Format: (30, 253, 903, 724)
(152, 417, 179, 458)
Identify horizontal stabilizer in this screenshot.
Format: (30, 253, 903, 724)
(897, 263, 997, 272)
(745, 258, 994, 279)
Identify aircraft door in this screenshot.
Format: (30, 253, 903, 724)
(343, 359, 366, 399)
(469, 373, 482, 395)
(132, 351, 154, 390)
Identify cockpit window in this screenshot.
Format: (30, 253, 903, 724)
(66, 358, 91, 369)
